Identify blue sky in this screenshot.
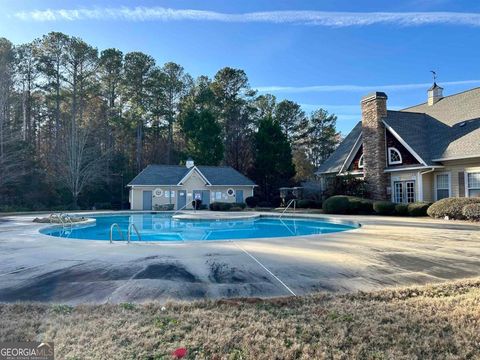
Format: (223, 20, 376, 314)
(1, 0, 480, 134)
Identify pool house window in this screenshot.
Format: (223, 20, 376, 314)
(467, 172, 480, 197)
(435, 173, 451, 200)
(388, 147, 402, 165)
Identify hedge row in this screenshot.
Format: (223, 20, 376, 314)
(296, 199, 323, 209)
(427, 197, 480, 220)
(209, 202, 247, 211)
(322, 195, 431, 216)
(322, 196, 374, 215)
(244, 196, 322, 209)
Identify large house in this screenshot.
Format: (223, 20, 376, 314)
(128, 159, 256, 210)
(317, 84, 480, 203)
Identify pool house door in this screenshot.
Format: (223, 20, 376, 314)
(235, 190, 244, 203)
(142, 191, 152, 210)
(177, 190, 186, 210)
(393, 180, 416, 204)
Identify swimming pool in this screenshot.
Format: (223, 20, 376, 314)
(40, 213, 358, 241)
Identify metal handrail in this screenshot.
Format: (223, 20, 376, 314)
(173, 203, 189, 216)
(49, 213, 64, 225)
(110, 223, 124, 244)
(128, 223, 141, 243)
(279, 199, 296, 218)
(278, 217, 297, 236)
(60, 213, 74, 229)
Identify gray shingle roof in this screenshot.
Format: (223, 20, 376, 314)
(128, 164, 255, 186)
(316, 121, 362, 174)
(383, 110, 433, 165)
(403, 87, 480, 126)
(398, 87, 480, 160)
(318, 87, 480, 174)
(196, 166, 255, 185)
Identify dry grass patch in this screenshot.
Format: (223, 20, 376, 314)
(1, 279, 480, 359)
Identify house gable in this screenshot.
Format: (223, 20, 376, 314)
(347, 145, 364, 172)
(385, 129, 421, 168)
(178, 167, 211, 187)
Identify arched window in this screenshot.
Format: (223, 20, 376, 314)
(388, 147, 402, 165)
(358, 154, 364, 169)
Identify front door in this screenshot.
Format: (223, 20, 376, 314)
(235, 190, 244, 203)
(142, 191, 152, 210)
(177, 190, 186, 210)
(393, 181, 416, 203)
(201, 190, 210, 206)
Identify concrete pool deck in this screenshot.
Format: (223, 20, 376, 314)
(0, 211, 479, 304)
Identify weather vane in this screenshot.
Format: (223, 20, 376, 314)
(430, 70, 437, 83)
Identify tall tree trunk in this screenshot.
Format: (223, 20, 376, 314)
(136, 121, 143, 172)
(167, 117, 173, 164)
(55, 61, 61, 143)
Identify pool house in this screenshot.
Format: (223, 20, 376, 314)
(128, 159, 256, 210)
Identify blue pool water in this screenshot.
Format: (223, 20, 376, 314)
(40, 213, 357, 241)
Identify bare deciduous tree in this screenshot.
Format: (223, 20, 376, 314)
(54, 123, 106, 208)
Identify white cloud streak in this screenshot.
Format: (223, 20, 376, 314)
(255, 80, 480, 93)
(12, 7, 480, 27)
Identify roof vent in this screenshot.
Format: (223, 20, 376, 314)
(186, 157, 194, 169)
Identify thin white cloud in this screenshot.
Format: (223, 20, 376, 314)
(256, 80, 480, 93)
(12, 7, 480, 27)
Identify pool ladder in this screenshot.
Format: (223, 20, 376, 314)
(49, 213, 74, 234)
(109, 223, 141, 244)
(172, 203, 189, 216)
(279, 199, 296, 218)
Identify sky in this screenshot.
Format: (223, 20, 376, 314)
(1, 0, 480, 134)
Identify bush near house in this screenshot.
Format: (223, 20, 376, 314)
(323, 196, 373, 214)
(323, 196, 350, 214)
(323, 196, 431, 217)
(153, 204, 175, 211)
(245, 196, 259, 208)
(323, 174, 370, 199)
(462, 203, 480, 221)
(209, 202, 246, 211)
(407, 202, 432, 217)
(427, 198, 480, 220)
(394, 203, 409, 216)
(348, 197, 374, 214)
(296, 199, 323, 209)
(373, 201, 396, 215)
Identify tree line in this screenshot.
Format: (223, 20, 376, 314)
(0, 32, 338, 210)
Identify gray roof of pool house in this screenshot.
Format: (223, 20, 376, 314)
(128, 164, 256, 186)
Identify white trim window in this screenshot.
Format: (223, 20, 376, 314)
(435, 172, 451, 200)
(393, 180, 416, 203)
(388, 147, 403, 165)
(358, 154, 364, 169)
(466, 172, 480, 197)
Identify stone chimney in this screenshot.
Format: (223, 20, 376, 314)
(427, 82, 443, 106)
(361, 92, 388, 200)
(186, 157, 194, 169)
